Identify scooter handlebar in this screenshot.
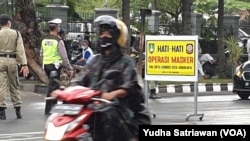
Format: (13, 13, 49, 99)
(45, 97, 56, 100)
(90, 97, 120, 106)
(90, 97, 111, 104)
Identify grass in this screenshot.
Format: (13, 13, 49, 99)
(157, 78, 233, 85)
(198, 78, 233, 83)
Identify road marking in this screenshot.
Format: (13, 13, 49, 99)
(0, 132, 44, 141)
(0, 132, 43, 136)
(0, 137, 43, 141)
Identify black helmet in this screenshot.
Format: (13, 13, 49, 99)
(93, 15, 128, 47)
(59, 28, 65, 35)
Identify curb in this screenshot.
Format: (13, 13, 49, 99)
(19, 79, 233, 95)
(19, 80, 36, 92)
(156, 83, 233, 94)
(20, 83, 48, 94)
(19, 79, 48, 94)
(34, 84, 48, 94)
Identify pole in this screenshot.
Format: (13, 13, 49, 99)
(138, 9, 146, 76)
(144, 80, 148, 108)
(194, 81, 198, 114)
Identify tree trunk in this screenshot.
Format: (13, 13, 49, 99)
(217, 0, 226, 78)
(13, 0, 49, 84)
(122, 0, 131, 54)
(137, 9, 147, 76)
(181, 0, 193, 35)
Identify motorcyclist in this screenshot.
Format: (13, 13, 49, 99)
(199, 53, 218, 78)
(58, 15, 151, 141)
(200, 53, 216, 64)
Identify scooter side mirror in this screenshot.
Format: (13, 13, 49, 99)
(103, 70, 121, 80)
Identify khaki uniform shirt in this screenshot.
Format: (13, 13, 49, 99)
(0, 27, 27, 64)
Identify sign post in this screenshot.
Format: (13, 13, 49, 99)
(144, 35, 204, 121)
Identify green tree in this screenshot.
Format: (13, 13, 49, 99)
(35, 0, 80, 19)
(157, 0, 182, 23)
(225, 36, 244, 77)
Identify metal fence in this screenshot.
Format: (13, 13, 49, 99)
(37, 8, 95, 35)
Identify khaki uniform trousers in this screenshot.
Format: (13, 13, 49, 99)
(0, 57, 22, 108)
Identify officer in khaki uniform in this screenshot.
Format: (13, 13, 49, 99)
(41, 18, 74, 115)
(0, 14, 29, 120)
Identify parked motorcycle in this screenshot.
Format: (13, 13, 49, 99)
(69, 40, 83, 64)
(200, 54, 218, 79)
(44, 70, 137, 141)
(201, 61, 217, 79)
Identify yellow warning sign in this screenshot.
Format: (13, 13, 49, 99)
(146, 40, 196, 76)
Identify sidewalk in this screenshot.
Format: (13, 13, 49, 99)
(19, 78, 47, 94)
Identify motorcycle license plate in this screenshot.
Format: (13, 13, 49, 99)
(50, 104, 83, 115)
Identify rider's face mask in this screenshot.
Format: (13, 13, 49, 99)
(99, 30, 113, 48)
(99, 37, 112, 48)
(82, 46, 87, 50)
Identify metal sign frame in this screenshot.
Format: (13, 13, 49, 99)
(144, 35, 204, 121)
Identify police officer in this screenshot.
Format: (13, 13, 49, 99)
(0, 14, 29, 120)
(41, 18, 74, 115)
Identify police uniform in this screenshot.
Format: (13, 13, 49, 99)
(0, 14, 27, 119)
(41, 18, 73, 115)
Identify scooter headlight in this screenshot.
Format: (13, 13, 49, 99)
(66, 114, 87, 132)
(44, 113, 60, 140)
(45, 113, 59, 130)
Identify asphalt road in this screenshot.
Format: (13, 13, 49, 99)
(0, 91, 249, 141)
(149, 93, 250, 125)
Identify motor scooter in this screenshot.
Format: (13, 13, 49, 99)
(201, 61, 217, 78)
(44, 70, 137, 141)
(199, 53, 218, 79)
(70, 47, 83, 64)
